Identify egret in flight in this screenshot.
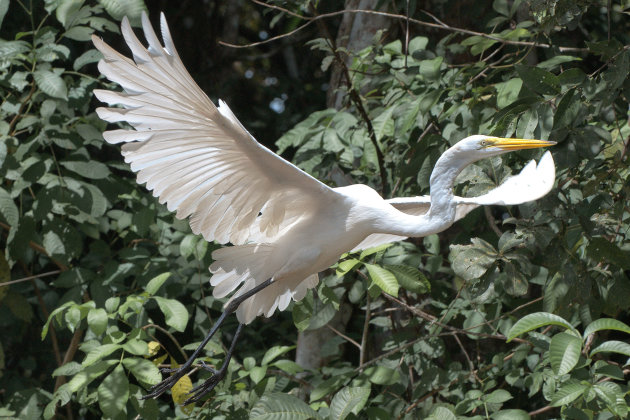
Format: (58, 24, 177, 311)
(92, 12, 556, 403)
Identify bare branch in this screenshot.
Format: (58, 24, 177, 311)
(219, 3, 586, 52)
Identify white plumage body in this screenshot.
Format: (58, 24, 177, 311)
(93, 13, 556, 325)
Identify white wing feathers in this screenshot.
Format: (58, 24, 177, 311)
(92, 13, 337, 245)
(458, 151, 555, 206)
(353, 152, 555, 251)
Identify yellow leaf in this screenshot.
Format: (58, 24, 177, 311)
(147, 341, 161, 357)
(171, 374, 194, 413)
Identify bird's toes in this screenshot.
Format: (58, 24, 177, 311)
(198, 360, 218, 374)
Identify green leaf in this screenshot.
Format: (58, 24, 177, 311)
(122, 339, 148, 356)
(43, 230, 65, 259)
(64, 26, 94, 41)
(0, 0, 8, 29)
(122, 357, 161, 386)
(537, 55, 581, 70)
(0, 187, 18, 227)
(73, 49, 102, 71)
(250, 392, 321, 420)
(408, 36, 428, 53)
(426, 406, 457, 420)
(329, 386, 371, 420)
(33, 69, 68, 100)
(583, 318, 630, 339)
(99, 0, 147, 22)
(97, 364, 128, 418)
(250, 366, 267, 384)
(384, 264, 430, 293)
(153, 296, 188, 332)
(550, 381, 589, 407)
(87, 308, 107, 336)
(82, 343, 121, 367)
(450, 238, 497, 281)
(362, 365, 400, 385)
(261, 345, 294, 365)
(549, 332, 582, 375)
(42, 301, 74, 339)
(179, 234, 198, 259)
(495, 78, 523, 109)
(553, 88, 581, 130)
(60, 160, 110, 180)
(364, 263, 399, 297)
(507, 312, 579, 341)
(419, 56, 444, 80)
(484, 389, 512, 404)
(515, 65, 560, 95)
(336, 258, 361, 277)
(359, 243, 392, 260)
(52, 361, 82, 377)
(372, 107, 394, 142)
(590, 340, 630, 358)
(490, 409, 530, 420)
(145, 273, 171, 295)
(587, 237, 630, 269)
(67, 359, 118, 393)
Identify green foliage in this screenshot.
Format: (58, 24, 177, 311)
(2, 0, 630, 419)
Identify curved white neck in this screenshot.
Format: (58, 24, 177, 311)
(375, 147, 472, 237)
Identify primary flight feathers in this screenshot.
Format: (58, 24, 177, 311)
(93, 13, 336, 247)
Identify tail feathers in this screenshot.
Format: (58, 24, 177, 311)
(210, 243, 273, 299)
(235, 273, 319, 324)
(210, 243, 321, 324)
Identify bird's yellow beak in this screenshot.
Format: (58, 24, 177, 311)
(487, 137, 557, 150)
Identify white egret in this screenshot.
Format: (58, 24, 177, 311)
(92, 12, 556, 403)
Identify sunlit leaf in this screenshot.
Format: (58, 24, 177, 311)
(583, 318, 630, 339)
(364, 263, 399, 297)
(549, 332, 582, 375)
(153, 296, 188, 332)
(507, 312, 579, 341)
(250, 392, 321, 420)
(550, 381, 589, 407)
(330, 386, 371, 420)
(97, 364, 128, 418)
(33, 69, 67, 99)
(590, 340, 630, 358)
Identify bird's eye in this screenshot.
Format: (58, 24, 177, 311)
(480, 140, 487, 147)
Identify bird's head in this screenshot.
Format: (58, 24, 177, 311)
(454, 135, 556, 160)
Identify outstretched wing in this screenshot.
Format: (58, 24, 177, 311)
(458, 151, 555, 206)
(352, 152, 555, 251)
(93, 13, 339, 245)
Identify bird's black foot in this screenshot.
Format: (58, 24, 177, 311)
(141, 364, 193, 400)
(182, 361, 230, 404)
(140, 278, 273, 403)
(183, 323, 243, 404)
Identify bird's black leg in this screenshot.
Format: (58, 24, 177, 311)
(183, 323, 243, 404)
(141, 278, 273, 401)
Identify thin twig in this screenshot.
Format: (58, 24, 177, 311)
(484, 206, 503, 237)
(382, 293, 529, 343)
(0, 270, 61, 287)
(54, 328, 83, 392)
(359, 293, 371, 368)
(8, 82, 36, 136)
(220, 4, 586, 53)
(326, 323, 361, 350)
(529, 405, 556, 417)
(452, 333, 481, 382)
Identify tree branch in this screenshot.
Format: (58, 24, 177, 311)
(219, 3, 586, 53)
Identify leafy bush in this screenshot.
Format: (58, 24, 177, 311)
(1, 0, 629, 419)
